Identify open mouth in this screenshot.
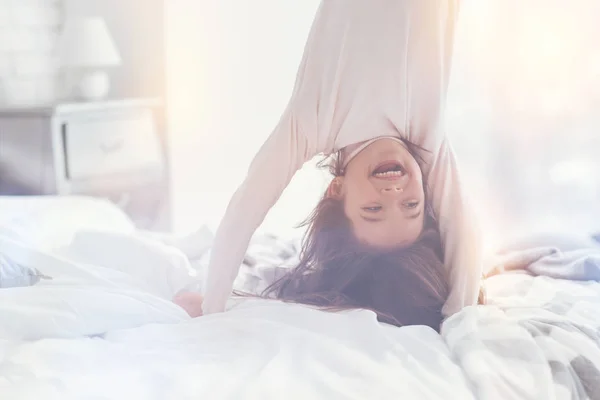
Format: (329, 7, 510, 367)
(372, 161, 405, 178)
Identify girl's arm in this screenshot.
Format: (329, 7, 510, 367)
(405, 0, 460, 156)
(200, 3, 331, 315)
(201, 104, 314, 314)
(405, 0, 483, 315)
(427, 141, 483, 316)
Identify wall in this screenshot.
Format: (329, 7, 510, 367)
(63, 0, 165, 99)
(0, 0, 62, 106)
(0, 0, 164, 106)
(166, 1, 323, 236)
(0, 0, 322, 235)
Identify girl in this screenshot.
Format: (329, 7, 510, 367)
(176, 0, 482, 325)
(259, 150, 452, 330)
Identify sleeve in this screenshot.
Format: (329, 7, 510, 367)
(428, 140, 483, 316)
(200, 2, 335, 314)
(405, 0, 460, 155)
(405, 0, 482, 315)
(201, 104, 314, 314)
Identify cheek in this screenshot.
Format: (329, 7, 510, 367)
(341, 185, 360, 213)
(341, 181, 369, 219)
(407, 157, 423, 178)
(407, 163, 425, 193)
(414, 176, 425, 193)
(342, 177, 370, 204)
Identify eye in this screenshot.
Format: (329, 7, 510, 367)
(362, 205, 382, 212)
(404, 201, 419, 209)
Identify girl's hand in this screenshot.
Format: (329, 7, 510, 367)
(484, 247, 556, 278)
(173, 291, 204, 317)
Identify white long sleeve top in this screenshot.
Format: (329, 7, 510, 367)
(202, 0, 482, 317)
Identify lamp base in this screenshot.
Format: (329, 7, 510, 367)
(77, 70, 110, 101)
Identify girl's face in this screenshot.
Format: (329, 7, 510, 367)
(331, 138, 425, 249)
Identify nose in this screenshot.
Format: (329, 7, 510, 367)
(380, 185, 404, 195)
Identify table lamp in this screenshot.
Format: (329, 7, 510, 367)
(58, 17, 121, 101)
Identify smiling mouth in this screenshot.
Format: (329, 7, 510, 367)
(371, 161, 404, 178)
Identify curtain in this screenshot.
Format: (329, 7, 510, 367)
(447, 0, 600, 246)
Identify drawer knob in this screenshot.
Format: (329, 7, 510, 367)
(99, 138, 125, 154)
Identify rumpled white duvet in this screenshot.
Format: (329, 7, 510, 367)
(2, 231, 600, 400)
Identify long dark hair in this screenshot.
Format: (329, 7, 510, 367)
(260, 138, 451, 331)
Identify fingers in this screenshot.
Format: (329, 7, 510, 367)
(173, 292, 205, 317)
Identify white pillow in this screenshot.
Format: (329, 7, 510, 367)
(62, 230, 200, 299)
(0, 196, 135, 250)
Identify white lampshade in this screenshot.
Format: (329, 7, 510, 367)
(59, 17, 121, 67)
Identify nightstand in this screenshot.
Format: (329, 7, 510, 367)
(0, 98, 170, 230)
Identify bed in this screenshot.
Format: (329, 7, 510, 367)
(1, 196, 600, 400)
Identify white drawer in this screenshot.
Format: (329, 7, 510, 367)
(64, 110, 162, 180)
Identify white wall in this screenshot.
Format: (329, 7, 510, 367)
(0, 0, 164, 105)
(166, 1, 324, 236)
(63, 0, 165, 99)
(0, 0, 62, 106)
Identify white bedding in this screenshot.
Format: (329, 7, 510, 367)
(0, 234, 472, 400)
(2, 197, 600, 399)
(2, 235, 600, 400)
